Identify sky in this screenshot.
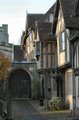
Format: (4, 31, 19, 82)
(0, 0, 56, 45)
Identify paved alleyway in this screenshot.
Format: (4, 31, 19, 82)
(11, 99, 79, 120)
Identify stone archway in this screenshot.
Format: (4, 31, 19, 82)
(9, 68, 32, 98)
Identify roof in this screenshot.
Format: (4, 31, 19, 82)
(26, 3, 56, 29)
(40, 3, 56, 22)
(36, 22, 55, 41)
(14, 45, 24, 61)
(37, 22, 52, 32)
(26, 14, 44, 30)
(53, 0, 79, 33)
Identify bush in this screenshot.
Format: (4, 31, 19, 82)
(48, 97, 63, 111)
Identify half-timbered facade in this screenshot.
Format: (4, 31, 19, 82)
(20, 0, 79, 113)
(70, 32, 79, 115)
(69, 0, 79, 113)
(35, 21, 58, 105)
(53, 0, 73, 110)
(33, 4, 65, 108)
(21, 13, 43, 61)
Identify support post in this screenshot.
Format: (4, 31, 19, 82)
(71, 43, 76, 116)
(44, 72, 48, 110)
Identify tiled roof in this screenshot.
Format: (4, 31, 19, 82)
(40, 3, 56, 22)
(26, 14, 44, 30)
(37, 22, 52, 32)
(36, 22, 55, 41)
(61, 0, 79, 29)
(53, 0, 79, 33)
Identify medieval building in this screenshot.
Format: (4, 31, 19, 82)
(0, 24, 13, 61)
(0, 0, 78, 116)
(21, 0, 79, 115)
(52, 0, 79, 115)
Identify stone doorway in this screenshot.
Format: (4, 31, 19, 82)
(9, 68, 31, 98)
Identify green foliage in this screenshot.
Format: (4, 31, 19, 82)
(48, 97, 63, 111)
(32, 80, 40, 99)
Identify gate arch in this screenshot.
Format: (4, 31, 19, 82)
(9, 67, 32, 98)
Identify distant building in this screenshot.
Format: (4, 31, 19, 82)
(0, 24, 13, 61)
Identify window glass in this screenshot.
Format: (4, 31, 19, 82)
(60, 31, 65, 51)
(49, 13, 54, 23)
(29, 31, 32, 41)
(62, 32, 65, 50)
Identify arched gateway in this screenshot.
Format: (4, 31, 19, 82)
(9, 68, 32, 98)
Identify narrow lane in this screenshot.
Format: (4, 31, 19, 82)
(11, 99, 78, 120)
(11, 99, 46, 120)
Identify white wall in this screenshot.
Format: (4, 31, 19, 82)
(65, 69, 73, 110)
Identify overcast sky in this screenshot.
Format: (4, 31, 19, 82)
(0, 0, 56, 44)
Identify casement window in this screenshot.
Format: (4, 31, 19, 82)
(59, 31, 65, 51)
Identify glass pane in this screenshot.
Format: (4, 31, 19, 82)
(62, 32, 65, 50)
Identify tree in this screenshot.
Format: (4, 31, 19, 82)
(0, 52, 11, 99)
(0, 53, 11, 80)
(0, 53, 11, 118)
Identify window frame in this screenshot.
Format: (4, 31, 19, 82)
(59, 31, 65, 52)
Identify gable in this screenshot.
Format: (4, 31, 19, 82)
(75, 0, 79, 16)
(36, 22, 53, 41)
(40, 3, 56, 22)
(60, 0, 79, 29)
(25, 14, 44, 30)
(56, 6, 65, 35)
(53, 0, 79, 34)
